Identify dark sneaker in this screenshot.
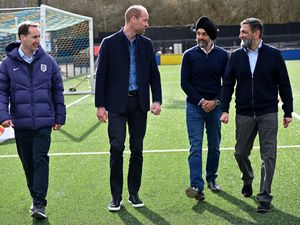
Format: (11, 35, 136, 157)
(128, 194, 144, 208)
(185, 187, 205, 201)
(108, 196, 122, 212)
(207, 181, 221, 192)
(256, 201, 270, 213)
(195, 191, 205, 201)
(31, 204, 47, 219)
(242, 184, 253, 197)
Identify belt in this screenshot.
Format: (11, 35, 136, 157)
(128, 90, 138, 96)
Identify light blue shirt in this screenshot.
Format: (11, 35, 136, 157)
(128, 39, 138, 91)
(123, 30, 138, 91)
(245, 40, 262, 76)
(18, 47, 35, 64)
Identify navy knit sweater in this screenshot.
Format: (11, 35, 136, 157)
(181, 45, 229, 105)
(221, 42, 293, 117)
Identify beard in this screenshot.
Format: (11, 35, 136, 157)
(240, 37, 253, 49)
(197, 39, 209, 48)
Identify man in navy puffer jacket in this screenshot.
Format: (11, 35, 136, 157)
(0, 21, 66, 219)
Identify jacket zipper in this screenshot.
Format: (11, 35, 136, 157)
(251, 74, 256, 118)
(29, 63, 35, 128)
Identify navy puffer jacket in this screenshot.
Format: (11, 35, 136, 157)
(0, 42, 66, 129)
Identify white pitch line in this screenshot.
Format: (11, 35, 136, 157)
(0, 95, 91, 148)
(292, 112, 300, 121)
(66, 94, 90, 108)
(1, 145, 300, 159)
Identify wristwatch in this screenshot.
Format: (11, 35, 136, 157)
(215, 99, 220, 105)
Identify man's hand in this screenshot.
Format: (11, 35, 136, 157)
(151, 102, 161, 115)
(1, 120, 14, 128)
(220, 112, 229, 124)
(283, 117, 292, 128)
(53, 124, 62, 130)
(202, 100, 216, 113)
(97, 107, 108, 123)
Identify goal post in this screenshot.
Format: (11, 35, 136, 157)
(0, 4, 95, 94)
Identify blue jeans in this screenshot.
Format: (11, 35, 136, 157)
(186, 102, 221, 191)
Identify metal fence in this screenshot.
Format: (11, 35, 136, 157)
(152, 34, 300, 54)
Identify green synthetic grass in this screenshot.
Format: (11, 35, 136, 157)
(63, 75, 93, 93)
(0, 61, 299, 225)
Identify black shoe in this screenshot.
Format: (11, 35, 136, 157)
(195, 191, 205, 201)
(108, 196, 122, 212)
(256, 201, 270, 213)
(242, 184, 253, 197)
(207, 181, 221, 192)
(128, 194, 144, 208)
(185, 187, 205, 201)
(31, 204, 47, 219)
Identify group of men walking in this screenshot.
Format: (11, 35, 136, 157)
(0, 4, 293, 220)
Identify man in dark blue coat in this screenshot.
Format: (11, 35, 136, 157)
(0, 21, 66, 219)
(181, 16, 229, 202)
(95, 5, 162, 211)
(221, 18, 293, 213)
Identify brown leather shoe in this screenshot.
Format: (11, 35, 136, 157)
(185, 187, 205, 201)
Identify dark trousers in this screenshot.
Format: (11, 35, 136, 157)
(14, 127, 52, 206)
(235, 113, 278, 203)
(108, 95, 147, 198)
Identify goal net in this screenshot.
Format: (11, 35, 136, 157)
(0, 4, 94, 94)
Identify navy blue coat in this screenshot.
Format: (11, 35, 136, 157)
(0, 42, 66, 129)
(181, 45, 229, 105)
(95, 29, 162, 113)
(221, 42, 293, 117)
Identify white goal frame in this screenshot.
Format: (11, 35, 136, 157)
(0, 4, 95, 94)
(40, 4, 94, 94)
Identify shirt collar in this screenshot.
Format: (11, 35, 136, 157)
(122, 29, 136, 43)
(18, 47, 26, 58)
(18, 47, 36, 62)
(199, 42, 215, 54)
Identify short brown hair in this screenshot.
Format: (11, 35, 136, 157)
(18, 21, 39, 39)
(241, 18, 263, 38)
(125, 5, 146, 23)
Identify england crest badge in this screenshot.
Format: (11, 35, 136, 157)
(41, 64, 47, 72)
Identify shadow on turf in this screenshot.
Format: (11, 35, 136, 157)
(32, 218, 51, 225)
(193, 200, 256, 225)
(0, 138, 15, 145)
(117, 206, 171, 225)
(59, 122, 99, 142)
(117, 207, 143, 225)
(136, 206, 171, 225)
(219, 191, 300, 224)
(193, 191, 300, 225)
